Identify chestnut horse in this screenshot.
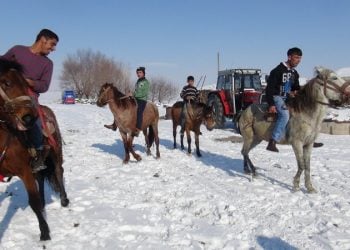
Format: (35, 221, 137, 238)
(171, 101, 216, 156)
(96, 83, 160, 163)
(239, 67, 350, 193)
(0, 59, 69, 241)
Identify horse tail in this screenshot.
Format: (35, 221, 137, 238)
(39, 156, 61, 193)
(148, 125, 155, 146)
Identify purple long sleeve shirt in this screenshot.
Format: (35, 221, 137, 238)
(2, 45, 53, 95)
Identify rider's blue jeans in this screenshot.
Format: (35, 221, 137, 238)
(271, 95, 289, 142)
(28, 119, 43, 150)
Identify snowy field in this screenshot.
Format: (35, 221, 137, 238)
(1, 98, 350, 250)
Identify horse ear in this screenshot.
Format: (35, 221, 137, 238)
(314, 66, 324, 77)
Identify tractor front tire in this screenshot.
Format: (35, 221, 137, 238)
(208, 94, 225, 128)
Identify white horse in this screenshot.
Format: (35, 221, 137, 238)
(238, 67, 350, 193)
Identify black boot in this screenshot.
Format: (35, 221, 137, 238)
(266, 139, 279, 152)
(104, 122, 117, 131)
(31, 150, 47, 173)
(313, 142, 324, 148)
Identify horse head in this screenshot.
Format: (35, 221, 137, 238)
(0, 59, 37, 130)
(314, 66, 350, 105)
(96, 82, 114, 107)
(201, 103, 216, 131)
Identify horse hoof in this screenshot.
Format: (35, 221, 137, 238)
(244, 169, 251, 175)
(123, 160, 129, 164)
(292, 187, 300, 192)
(40, 233, 51, 241)
(196, 152, 202, 157)
(136, 156, 142, 161)
(61, 198, 70, 207)
(156, 153, 160, 159)
(307, 188, 317, 194)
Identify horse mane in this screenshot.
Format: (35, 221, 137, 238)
(108, 83, 136, 109)
(0, 58, 23, 74)
(287, 69, 331, 113)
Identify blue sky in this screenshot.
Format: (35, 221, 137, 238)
(1, 0, 349, 90)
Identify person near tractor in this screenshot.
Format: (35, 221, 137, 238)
(179, 76, 200, 135)
(266, 47, 323, 152)
(1, 28, 59, 172)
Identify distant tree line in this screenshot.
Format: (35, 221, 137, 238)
(60, 49, 179, 103)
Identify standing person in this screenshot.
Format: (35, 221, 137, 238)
(132, 66, 150, 136)
(2, 28, 59, 172)
(265, 47, 302, 152)
(179, 75, 199, 135)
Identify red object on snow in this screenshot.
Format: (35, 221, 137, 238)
(0, 174, 5, 182)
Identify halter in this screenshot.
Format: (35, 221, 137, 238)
(315, 76, 350, 107)
(0, 85, 35, 114)
(98, 85, 131, 104)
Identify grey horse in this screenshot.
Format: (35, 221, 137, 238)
(238, 67, 350, 193)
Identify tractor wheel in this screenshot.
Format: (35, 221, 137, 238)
(208, 94, 225, 128)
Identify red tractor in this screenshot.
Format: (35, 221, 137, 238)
(202, 68, 263, 128)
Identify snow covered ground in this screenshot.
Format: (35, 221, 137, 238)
(1, 100, 350, 250)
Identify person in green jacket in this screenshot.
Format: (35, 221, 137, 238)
(133, 66, 150, 136)
(104, 66, 150, 136)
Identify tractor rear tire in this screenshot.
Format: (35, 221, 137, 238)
(208, 94, 225, 128)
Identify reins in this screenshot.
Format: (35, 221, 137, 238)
(314, 77, 350, 107)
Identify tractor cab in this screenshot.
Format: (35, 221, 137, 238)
(206, 68, 263, 128)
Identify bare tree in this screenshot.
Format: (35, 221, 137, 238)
(60, 49, 132, 98)
(149, 77, 179, 103)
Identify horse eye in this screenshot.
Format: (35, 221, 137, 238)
(1, 80, 11, 87)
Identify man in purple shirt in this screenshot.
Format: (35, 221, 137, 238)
(2, 29, 58, 172)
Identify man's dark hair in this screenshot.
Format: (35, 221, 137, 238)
(187, 76, 194, 82)
(35, 29, 59, 42)
(136, 66, 145, 74)
(287, 47, 302, 56)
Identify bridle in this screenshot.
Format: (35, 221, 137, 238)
(98, 85, 131, 105)
(315, 76, 350, 107)
(0, 84, 35, 114)
(97, 86, 113, 105)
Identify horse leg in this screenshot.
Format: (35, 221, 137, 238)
(22, 172, 50, 241)
(128, 136, 141, 161)
(144, 129, 151, 156)
(180, 133, 185, 150)
(173, 123, 177, 149)
(121, 133, 130, 164)
(36, 173, 46, 209)
(241, 132, 257, 174)
(291, 143, 305, 192)
(186, 129, 192, 155)
(303, 144, 316, 193)
(153, 125, 160, 158)
(194, 131, 201, 157)
(52, 154, 70, 207)
(243, 155, 251, 174)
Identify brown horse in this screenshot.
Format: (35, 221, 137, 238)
(171, 101, 216, 156)
(96, 83, 160, 163)
(0, 59, 69, 241)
